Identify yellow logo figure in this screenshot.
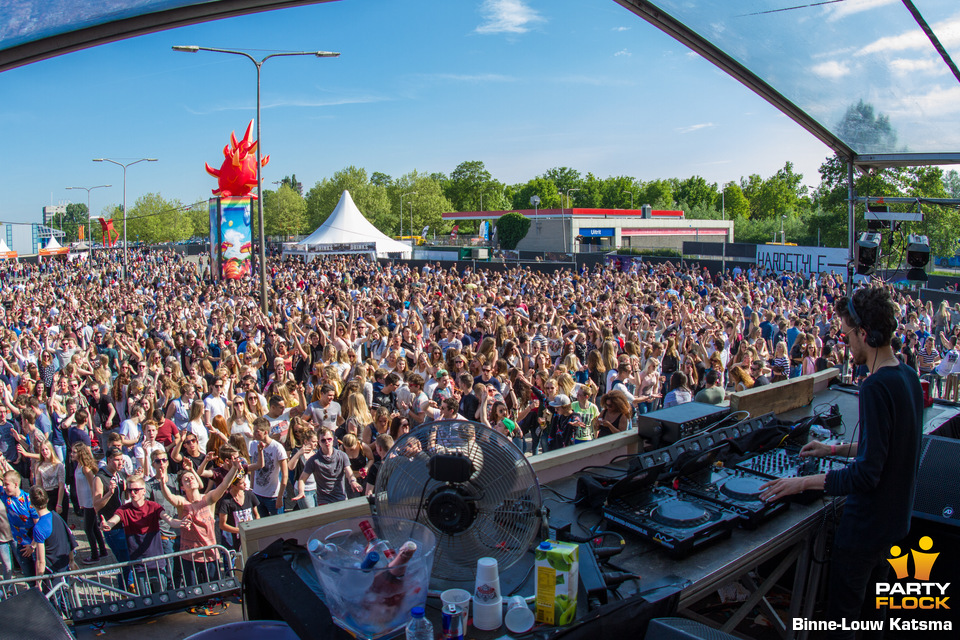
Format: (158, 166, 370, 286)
(886, 536, 940, 580)
(911, 536, 939, 581)
(887, 546, 910, 580)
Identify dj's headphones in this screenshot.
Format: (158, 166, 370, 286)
(847, 296, 883, 348)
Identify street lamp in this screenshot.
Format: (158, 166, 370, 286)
(66, 184, 111, 251)
(92, 158, 156, 280)
(619, 189, 635, 210)
(780, 215, 786, 245)
(173, 45, 340, 314)
(564, 188, 580, 255)
(400, 192, 417, 239)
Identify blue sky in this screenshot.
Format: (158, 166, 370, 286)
(0, 0, 838, 225)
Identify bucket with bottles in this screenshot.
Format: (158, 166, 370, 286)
(308, 516, 437, 640)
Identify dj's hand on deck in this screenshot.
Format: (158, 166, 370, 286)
(759, 476, 808, 502)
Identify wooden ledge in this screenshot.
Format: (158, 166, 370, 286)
(728, 368, 839, 416)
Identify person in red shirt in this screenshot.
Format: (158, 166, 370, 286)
(152, 409, 179, 449)
(101, 474, 180, 594)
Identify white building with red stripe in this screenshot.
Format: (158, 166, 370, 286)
(440, 207, 733, 253)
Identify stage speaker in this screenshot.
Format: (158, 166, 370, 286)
(913, 435, 960, 526)
(0, 586, 73, 639)
(645, 617, 738, 640)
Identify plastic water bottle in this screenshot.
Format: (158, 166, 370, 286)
(405, 606, 434, 640)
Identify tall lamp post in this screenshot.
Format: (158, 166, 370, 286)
(92, 158, 156, 280)
(173, 45, 340, 314)
(619, 189, 635, 210)
(400, 191, 417, 240)
(66, 184, 111, 253)
(564, 188, 580, 255)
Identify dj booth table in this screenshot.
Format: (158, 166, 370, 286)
(240, 378, 960, 640)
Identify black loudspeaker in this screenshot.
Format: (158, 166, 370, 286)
(645, 617, 738, 640)
(913, 435, 960, 526)
(0, 587, 73, 640)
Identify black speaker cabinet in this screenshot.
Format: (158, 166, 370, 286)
(0, 587, 73, 640)
(913, 435, 960, 526)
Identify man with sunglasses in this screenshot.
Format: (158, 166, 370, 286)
(294, 427, 362, 506)
(101, 475, 180, 590)
(760, 286, 922, 639)
(145, 450, 180, 558)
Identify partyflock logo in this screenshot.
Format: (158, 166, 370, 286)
(875, 536, 949, 610)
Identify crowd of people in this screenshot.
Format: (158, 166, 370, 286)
(0, 247, 950, 583)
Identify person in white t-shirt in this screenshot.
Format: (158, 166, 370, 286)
(203, 379, 228, 427)
(247, 418, 288, 517)
(305, 384, 342, 431)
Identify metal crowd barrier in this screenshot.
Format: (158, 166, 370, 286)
(0, 544, 239, 624)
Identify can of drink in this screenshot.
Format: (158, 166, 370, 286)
(442, 603, 464, 640)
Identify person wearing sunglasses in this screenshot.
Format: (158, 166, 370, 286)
(100, 474, 180, 594)
(293, 427, 362, 506)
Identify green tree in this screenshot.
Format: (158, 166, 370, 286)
(371, 172, 393, 188)
(602, 176, 640, 209)
(263, 184, 308, 237)
(721, 182, 750, 219)
(495, 212, 531, 250)
(185, 201, 210, 239)
(944, 170, 960, 199)
(446, 160, 494, 212)
(836, 100, 898, 153)
(62, 203, 88, 242)
(120, 193, 193, 244)
(278, 174, 303, 196)
(542, 167, 582, 194)
(390, 171, 453, 238)
(305, 166, 391, 234)
(638, 179, 675, 210)
(674, 175, 718, 211)
(511, 177, 561, 210)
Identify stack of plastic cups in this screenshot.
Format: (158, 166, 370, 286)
(473, 557, 503, 630)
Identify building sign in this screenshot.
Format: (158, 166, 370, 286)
(579, 227, 614, 237)
(305, 242, 377, 253)
(756, 245, 847, 275)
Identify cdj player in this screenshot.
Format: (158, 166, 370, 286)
(670, 444, 788, 529)
(602, 464, 740, 558)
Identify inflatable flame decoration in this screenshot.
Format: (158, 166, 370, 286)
(205, 120, 270, 198)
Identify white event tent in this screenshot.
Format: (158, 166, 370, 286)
(284, 190, 411, 261)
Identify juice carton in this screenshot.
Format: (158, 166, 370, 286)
(534, 540, 579, 625)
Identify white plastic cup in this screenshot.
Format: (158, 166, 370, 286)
(472, 596, 503, 631)
(440, 588, 470, 632)
(474, 557, 501, 603)
(504, 595, 535, 634)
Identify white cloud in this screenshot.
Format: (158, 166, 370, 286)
(824, 0, 898, 23)
(888, 85, 960, 119)
(811, 60, 851, 79)
(475, 0, 544, 35)
(612, 26, 630, 32)
(677, 123, 716, 134)
(614, 49, 631, 57)
(889, 57, 942, 76)
(858, 15, 960, 56)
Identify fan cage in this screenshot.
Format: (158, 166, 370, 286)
(374, 420, 542, 582)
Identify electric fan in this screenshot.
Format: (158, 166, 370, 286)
(373, 420, 542, 583)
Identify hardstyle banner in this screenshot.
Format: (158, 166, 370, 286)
(755, 245, 847, 275)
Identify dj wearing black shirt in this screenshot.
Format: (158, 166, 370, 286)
(761, 287, 923, 639)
